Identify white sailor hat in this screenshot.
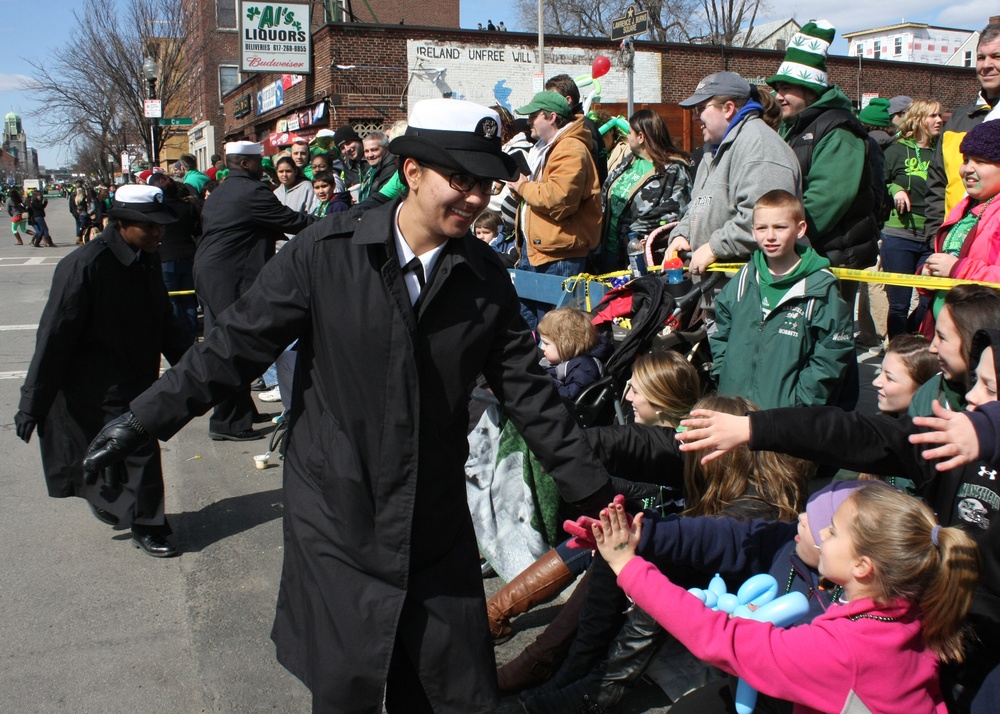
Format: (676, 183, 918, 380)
(388, 99, 519, 181)
(224, 140, 264, 156)
(109, 184, 177, 224)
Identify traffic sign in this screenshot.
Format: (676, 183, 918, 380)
(158, 117, 193, 126)
(143, 99, 162, 118)
(611, 6, 649, 40)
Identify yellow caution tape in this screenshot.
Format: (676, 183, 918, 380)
(555, 264, 1000, 309)
(708, 263, 1000, 291)
(562, 273, 619, 311)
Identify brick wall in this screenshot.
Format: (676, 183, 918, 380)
(222, 23, 981, 142)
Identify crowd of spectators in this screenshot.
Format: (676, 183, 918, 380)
(12, 14, 1000, 714)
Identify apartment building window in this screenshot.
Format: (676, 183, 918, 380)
(894, 36, 902, 55)
(219, 65, 241, 102)
(873, 40, 881, 56)
(217, 0, 236, 28)
(853, 42, 863, 56)
(966, 50, 974, 67)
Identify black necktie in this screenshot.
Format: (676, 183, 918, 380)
(402, 256, 425, 289)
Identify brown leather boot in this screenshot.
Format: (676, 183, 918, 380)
(496, 569, 591, 694)
(487, 548, 574, 643)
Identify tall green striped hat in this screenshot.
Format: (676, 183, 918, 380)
(767, 20, 836, 96)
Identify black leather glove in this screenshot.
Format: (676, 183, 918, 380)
(83, 412, 151, 485)
(14, 410, 40, 443)
(99, 461, 129, 490)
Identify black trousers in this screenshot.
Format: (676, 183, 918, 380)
(384, 607, 435, 714)
(202, 300, 257, 434)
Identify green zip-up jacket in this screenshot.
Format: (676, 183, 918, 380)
(710, 246, 854, 409)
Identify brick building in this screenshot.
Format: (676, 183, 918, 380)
(219, 23, 979, 154)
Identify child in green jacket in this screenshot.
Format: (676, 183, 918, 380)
(710, 190, 853, 409)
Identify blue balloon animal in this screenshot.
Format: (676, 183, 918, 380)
(688, 574, 810, 714)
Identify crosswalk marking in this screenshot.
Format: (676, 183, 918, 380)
(0, 258, 59, 267)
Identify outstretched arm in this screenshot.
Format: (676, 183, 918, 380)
(910, 399, 992, 470)
(676, 409, 751, 464)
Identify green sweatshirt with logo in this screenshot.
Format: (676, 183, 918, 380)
(710, 245, 854, 409)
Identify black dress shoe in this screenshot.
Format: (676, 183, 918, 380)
(250, 377, 268, 391)
(209, 429, 264, 442)
(131, 531, 178, 558)
(87, 501, 119, 526)
(253, 412, 279, 423)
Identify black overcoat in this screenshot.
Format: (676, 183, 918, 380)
(19, 228, 191, 525)
(129, 200, 610, 713)
(194, 168, 312, 314)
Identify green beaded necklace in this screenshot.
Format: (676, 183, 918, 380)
(848, 613, 901, 623)
(785, 567, 843, 603)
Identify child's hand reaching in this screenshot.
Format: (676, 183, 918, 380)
(564, 494, 631, 549)
(676, 410, 751, 464)
(593, 502, 644, 575)
(910, 399, 981, 471)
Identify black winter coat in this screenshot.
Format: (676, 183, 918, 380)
(194, 168, 312, 314)
(18, 228, 191, 524)
(127, 199, 612, 712)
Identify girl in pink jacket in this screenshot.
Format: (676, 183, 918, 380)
(592, 482, 978, 714)
(922, 120, 1000, 323)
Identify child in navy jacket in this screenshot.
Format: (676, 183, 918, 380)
(537, 307, 612, 401)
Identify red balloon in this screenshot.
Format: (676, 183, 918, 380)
(592, 55, 611, 79)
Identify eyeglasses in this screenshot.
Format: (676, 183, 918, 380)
(692, 101, 720, 115)
(420, 163, 503, 195)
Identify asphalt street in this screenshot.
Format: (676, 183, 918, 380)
(0, 197, 881, 713)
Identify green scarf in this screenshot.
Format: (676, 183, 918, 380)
(753, 244, 830, 315)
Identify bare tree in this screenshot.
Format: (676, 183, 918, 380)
(512, 0, 766, 45)
(23, 0, 198, 175)
(73, 135, 117, 184)
(700, 0, 766, 46)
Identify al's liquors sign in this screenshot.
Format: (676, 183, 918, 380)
(240, 2, 312, 74)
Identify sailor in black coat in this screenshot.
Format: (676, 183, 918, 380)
(83, 100, 614, 713)
(194, 141, 314, 439)
(15, 185, 192, 557)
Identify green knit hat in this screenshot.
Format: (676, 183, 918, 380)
(858, 98, 891, 128)
(767, 20, 836, 96)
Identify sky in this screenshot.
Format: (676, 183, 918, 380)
(0, 0, 995, 169)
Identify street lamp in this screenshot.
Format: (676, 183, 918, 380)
(142, 57, 159, 167)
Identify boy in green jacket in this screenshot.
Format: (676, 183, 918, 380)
(710, 189, 853, 409)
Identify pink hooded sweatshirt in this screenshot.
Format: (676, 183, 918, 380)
(618, 558, 946, 713)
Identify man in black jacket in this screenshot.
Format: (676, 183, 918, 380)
(194, 140, 313, 441)
(82, 99, 614, 713)
(332, 124, 365, 189)
(15, 185, 192, 557)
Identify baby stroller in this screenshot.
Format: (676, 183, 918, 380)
(569, 270, 722, 428)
